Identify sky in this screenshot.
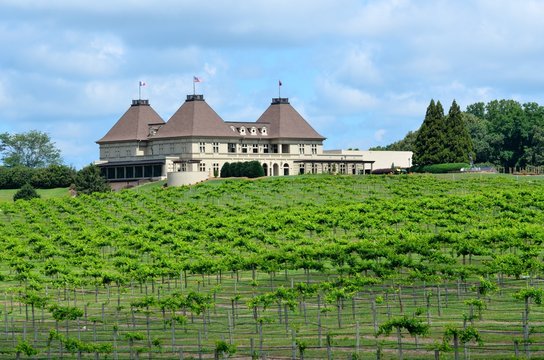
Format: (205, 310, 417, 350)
(2, 0, 544, 169)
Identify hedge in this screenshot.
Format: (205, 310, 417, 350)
(0, 165, 76, 189)
(411, 163, 469, 174)
(220, 161, 264, 178)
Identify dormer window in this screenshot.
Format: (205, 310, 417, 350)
(261, 127, 267, 135)
(230, 126, 236, 132)
(240, 127, 246, 135)
(250, 127, 257, 135)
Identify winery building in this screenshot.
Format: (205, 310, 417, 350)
(96, 94, 412, 186)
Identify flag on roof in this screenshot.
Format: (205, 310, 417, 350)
(279, 80, 282, 86)
(139, 81, 146, 87)
(193, 76, 201, 83)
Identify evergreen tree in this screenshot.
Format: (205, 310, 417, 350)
(13, 183, 40, 201)
(75, 164, 110, 195)
(220, 162, 231, 178)
(414, 100, 446, 165)
(246, 161, 265, 178)
(444, 100, 473, 163)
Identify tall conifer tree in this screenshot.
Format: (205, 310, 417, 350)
(444, 100, 473, 163)
(414, 100, 446, 165)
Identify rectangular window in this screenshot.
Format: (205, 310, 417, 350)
(116, 167, 125, 179)
(299, 144, 305, 154)
(311, 144, 317, 155)
(228, 143, 236, 153)
(282, 144, 290, 153)
(170, 144, 175, 153)
(340, 163, 346, 174)
(212, 142, 219, 153)
(253, 144, 259, 153)
(241, 144, 248, 153)
(135, 166, 143, 178)
(153, 165, 162, 177)
(272, 144, 278, 153)
(199, 142, 206, 153)
(126, 149, 131, 157)
(107, 167, 115, 179)
(199, 162, 206, 172)
(213, 163, 219, 176)
(126, 166, 134, 179)
(263, 144, 269, 153)
(144, 165, 153, 178)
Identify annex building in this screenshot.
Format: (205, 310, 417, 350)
(96, 94, 412, 186)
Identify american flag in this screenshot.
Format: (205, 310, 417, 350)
(193, 76, 201, 83)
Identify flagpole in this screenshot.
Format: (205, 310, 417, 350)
(278, 80, 281, 99)
(139, 83, 141, 100)
(193, 80, 196, 96)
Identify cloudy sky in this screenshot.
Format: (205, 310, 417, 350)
(1, 0, 544, 168)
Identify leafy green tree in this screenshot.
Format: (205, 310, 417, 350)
(0, 130, 62, 168)
(485, 100, 528, 168)
(414, 99, 446, 165)
(462, 113, 493, 164)
(465, 102, 485, 119)
(75, 164, 110, 195)
(13, 183, 40, 201)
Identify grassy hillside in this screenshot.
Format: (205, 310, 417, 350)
(0, 174, 543, 359)
(0, 187, 70, 202)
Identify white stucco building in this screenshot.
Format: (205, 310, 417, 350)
(96, 94, 412, 186)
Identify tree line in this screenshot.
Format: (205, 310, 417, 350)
(372, 99, 544, 168)
(1, 130, 109, 196)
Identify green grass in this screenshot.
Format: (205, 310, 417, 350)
(0, 187, 70, 202)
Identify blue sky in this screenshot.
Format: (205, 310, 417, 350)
(2, 0, 544, 169)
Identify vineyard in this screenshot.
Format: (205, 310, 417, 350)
(0, 174, 543, 359)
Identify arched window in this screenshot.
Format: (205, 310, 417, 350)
(261, 127, 267, 135)
(240, 127, 246, 135)
(283, 163, 290, 176)
(250, 127, 257, 135)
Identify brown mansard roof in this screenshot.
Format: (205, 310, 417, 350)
(256, 98, 326, 140)
(97, 99, 165, 144)
(99, 95, 325, 142)
(153, 95, 236, 139)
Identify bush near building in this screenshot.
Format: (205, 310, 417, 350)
(220, 161, 264, 178)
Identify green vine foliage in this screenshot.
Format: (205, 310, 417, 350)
(377, 315, 429, 337)
(513, 287, 544, 304)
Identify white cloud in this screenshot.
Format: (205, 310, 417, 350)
(374, 129, 387, 141)
(333, 45, 382, 85)
(315, 77, 380, 114)
(26, 35, 125, 76)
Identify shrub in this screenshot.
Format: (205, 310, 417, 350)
(75, 164, 110, 195)
(13, 183, 40, 201)
(220, 161, 264, 178)
(0, 165, 75, 189)
(220, 162, 230, 178)
(411, 163, 469, 173)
